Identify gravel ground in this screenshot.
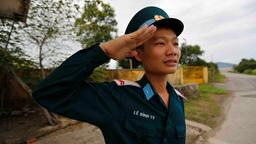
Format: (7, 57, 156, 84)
(36, 120, 208, 144)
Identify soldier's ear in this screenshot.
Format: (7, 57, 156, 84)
(134, 45, 144, 62)
(134, 49, 142, 62)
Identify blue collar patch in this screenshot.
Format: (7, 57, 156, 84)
(143, 83, 154, 100)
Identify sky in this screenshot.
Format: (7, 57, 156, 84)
(23, 0, 256, 68)
(102, 0, 256, 66)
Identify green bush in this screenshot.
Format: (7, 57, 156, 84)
(234, 58, 256, 73)
(243, 69, 252, 74)
(251, 69, 256, 75)
(208, 62, 222, 82)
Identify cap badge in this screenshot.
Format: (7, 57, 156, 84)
(154, 15, 164, 21)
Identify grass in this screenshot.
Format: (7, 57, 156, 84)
(199, 83, 226, 94)
(229, 70, 256, 76)
(209, 73, 226, 83)
(185, 83, 228, 128)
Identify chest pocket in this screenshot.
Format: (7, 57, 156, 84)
(125, 118, 162, 144)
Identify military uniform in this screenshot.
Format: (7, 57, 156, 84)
(33, 44, 186, 144)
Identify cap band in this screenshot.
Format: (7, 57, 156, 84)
(139, 19, 156, 28)
(139, 15, 166, 28)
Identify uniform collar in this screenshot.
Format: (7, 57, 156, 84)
(137, 75, 178, 101)
(137, 75, 158, 101)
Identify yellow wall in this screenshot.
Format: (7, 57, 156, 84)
(107, 69, 144, 81)
(182, 66, 208, 84)
(107, 66, 208, 85)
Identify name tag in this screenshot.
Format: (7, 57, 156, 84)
(133, 110, 155, 120)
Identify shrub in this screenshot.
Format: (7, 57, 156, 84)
(243, 69, 252, 74)
(251, 69, 256, 75)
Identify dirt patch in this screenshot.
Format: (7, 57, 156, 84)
(200, 90, 234, 144)
(210, 91, 234, 132)
(0, 107, 78, 144)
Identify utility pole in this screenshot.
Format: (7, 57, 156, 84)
(182, 38, 187, 64)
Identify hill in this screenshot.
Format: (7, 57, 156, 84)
(216, 62, 235, 68)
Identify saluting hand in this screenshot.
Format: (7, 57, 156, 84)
(100, 25, 157, 60)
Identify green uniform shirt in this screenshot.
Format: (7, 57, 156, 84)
(33, 44, 186, 144)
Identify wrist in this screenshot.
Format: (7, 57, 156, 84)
(100, 42, 111, 58)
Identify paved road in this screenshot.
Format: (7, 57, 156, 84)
(208, 72, 256, 144)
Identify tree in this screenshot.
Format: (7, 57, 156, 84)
(75, 0, 117, 48)
(21, 0, 79, 125)
(180, 44, 205, 66)
(0, 19, 34, 116)
(74, 0, 117, 80)
(180, 43, 223, 82)
(0, 20, 35, 70)
(23, 0, 77, 79)
(234, 58, 256, 73)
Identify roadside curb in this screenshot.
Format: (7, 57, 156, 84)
(186, 120, 212, 132)
(186, 119, 212, 144)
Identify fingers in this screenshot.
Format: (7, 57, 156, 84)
(131, 25, 148, 37)
(127, 50, 138, 57)
(133, 25, 156, 39)
(131, 25, 157, 46)
(138, 25, 157, 39)
(136, 26, 157, 46)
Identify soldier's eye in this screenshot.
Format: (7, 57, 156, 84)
(155, 42, 165, 46)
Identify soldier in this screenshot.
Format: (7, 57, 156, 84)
(33, 6, 186, 144)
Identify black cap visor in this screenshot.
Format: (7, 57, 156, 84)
(152, 18, 184, 36)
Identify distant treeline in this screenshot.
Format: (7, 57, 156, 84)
(234, 58, 256, 75)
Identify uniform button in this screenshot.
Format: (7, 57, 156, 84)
(163, 137, 167, 143)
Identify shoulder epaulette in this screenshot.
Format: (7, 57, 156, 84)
(114, 79, 141, 87)
(174, 89, 187, 100)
